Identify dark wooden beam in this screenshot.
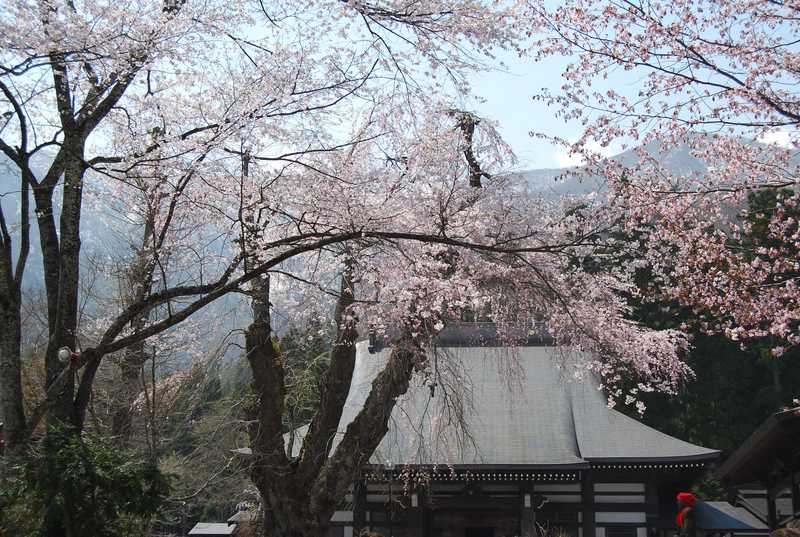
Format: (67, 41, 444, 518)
(354, 479, 367, 536)
(373, 500, 650, 513)
(582, 471, 596, 537)
(521, 482, 535, 537)
(645, 482, 660, 531)
(792, 456, 800, 516)
(422, 497, 522, 510)
(767, 473, 779, 531)
(407, 489, 427, 537)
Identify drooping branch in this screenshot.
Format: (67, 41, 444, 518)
(80, 225, 603, 356)
(95, 228, 604, 356)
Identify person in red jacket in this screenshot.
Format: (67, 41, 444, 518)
(676, 492, 697, 537)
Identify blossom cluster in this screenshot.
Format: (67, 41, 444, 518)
(523, 0, 800, 355)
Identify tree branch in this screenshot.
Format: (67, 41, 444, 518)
(309, 336, 420, 515)
(297, 263, 357, 484)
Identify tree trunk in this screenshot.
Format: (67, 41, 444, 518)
(244, 273, 294, 536)
(252, 472, 326, 537)
(0, 163, 31, 456)
(110, 349, 145, 443)
(32, 179, 73, 427)
(0, 281, 25, 455)
(310, 339, 419, 518)
(242, 258, 428, 536)
(55, 149, 84, 423)
(39, 146, 85, 537)
(297, 267, 357, 485)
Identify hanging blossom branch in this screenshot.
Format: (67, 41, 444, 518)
(523, 0, 800, 353)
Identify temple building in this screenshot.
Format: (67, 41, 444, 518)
(289, 327, 721, 537)
(715, 405, 800, 531)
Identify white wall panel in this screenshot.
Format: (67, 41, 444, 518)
(537, 484, 582, 492)
(595, 512, 646, 524)
(594, 495, 646, 503)
(594, 483, 646, 493)
(549, 494, 582, 503)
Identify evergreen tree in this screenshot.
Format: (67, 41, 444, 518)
(617, 190, 800, 452)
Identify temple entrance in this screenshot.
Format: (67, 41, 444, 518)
(465, 527, 495, 537)
(430, 509, 519, 537)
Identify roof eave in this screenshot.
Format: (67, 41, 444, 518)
(715, 406, 800, 483)
(364, 462, 591, 471)
(586, 452, 720, 464)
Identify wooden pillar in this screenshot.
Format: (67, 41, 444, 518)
(521, 482, 536, 537)
(353, 479, 367, 537)
(767, 491, 778, 530)
(582, 471, 596, 537)
(645, 482, 659, 533)
(408, 488, 427, 537)
(766, 473, 778, 531)
(792, 456, 800, 516)
(793, 479, 800, 516)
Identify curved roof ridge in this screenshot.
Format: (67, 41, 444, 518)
(567, 369, 719, 462)
(281, 342, 718, 466)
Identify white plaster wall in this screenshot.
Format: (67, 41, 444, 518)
(595, 512, 647, 523)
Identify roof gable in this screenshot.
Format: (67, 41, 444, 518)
(568, 373, 719, 462)
(287, 342, 718, 467)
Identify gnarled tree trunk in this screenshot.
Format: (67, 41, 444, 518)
(0, 262, 25, 456)
(244, 266, 425, 536)
(244, 273, 317, 536)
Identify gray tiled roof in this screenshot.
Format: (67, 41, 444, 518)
(188, 522, 236, 535)
(567, 368, 720, 462)
(285, 342, 717, 466)
(695, 502, 769, 531)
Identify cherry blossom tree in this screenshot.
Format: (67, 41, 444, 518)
(228, 109, 696, 533)
(523, 0, 800, 356)
(0, 0, 707, 535)
(0, 0, 521, 452)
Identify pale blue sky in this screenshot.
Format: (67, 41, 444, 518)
(468, 49, 581, 170)
(471, 43, 798, 171)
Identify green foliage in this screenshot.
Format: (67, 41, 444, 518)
(0, 428, 170, 537)
(631, 335, 800, 453)
(614, 192, 800, 453)
(156, 394, 251, 533)
(199, 371, 223, 410)
(691, 475, 727, 502)
(150, 361, 255, 532)
(152, 323, 332, 529)
(739, 188, 800, 306)
(743, 189, 797, 248)
(281, 322, 330, 431)
(159, 365, 227, 457)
